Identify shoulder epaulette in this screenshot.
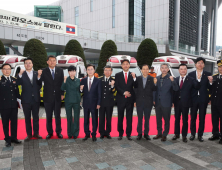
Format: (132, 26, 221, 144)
(98, 76, 104, 79)
(213, 73, 219, 76)
(12, 76, 17, 79)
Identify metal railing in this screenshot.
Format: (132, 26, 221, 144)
(77, 27, 165, 45)
(169, 41, 200, 56)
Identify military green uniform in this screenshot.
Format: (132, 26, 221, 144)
(61, 77, 81, 137)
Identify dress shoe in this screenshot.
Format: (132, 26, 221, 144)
(100, 135, 104, 139)
(73, 136, 77, 139)
(198, 136, 204, 142)
(46, 134, 52, 139)
(33, 135, 42, 139)
(189, 135, 195, 141)
(57, 134, 63, 139)
(161, 136, 167, 142)
(137, 134, 142, 140)
(5, 142, 11, 147)
(127, 136, 132, 141)
(82, 135, 90, 141)
(182, 137, 187, 143)
(144, 135, 151, 140)
(11, 139, 22, 144)
(92, 136, 97, 142)
(25, 135, 32, 141)
(68, 136, 72, 139)
(118, 136, 123, 140)
(172, 135, 180, 140)
(219, 139, 222, 144)
(106, 135, 112, 139)
(153, 134, 162, 140)
(208, 135, 220, 141)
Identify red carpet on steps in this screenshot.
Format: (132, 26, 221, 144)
(0, 114, 212, 140)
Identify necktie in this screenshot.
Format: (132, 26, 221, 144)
(51, 69, 55, 80)
(220, 75, 222, 79)
(125, 73, 127, 98)
(180, 77, 184, 89)
(7, 77, 10, 83)
(106, 78, 108, 82)
(125, 73, 127, 84)
(89, 78, 91, 91)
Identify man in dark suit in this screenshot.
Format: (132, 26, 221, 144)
(153, 63, 179, 141)
(134, 64, 157, 140)
(38, 55, 64, 139)
(115, 59, 137, 141)
(0, 63, 22, 147)
(172, 64, 201, 143)
(208, 60, 222, 144)
(17, 58, 42, 141)
(99, 66, 115, 139)
(80, 64, 101, 142)
(188, 57, 212, 142)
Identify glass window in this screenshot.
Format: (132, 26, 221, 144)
(75, 6, 79, 25)
(112, 0, 115, 28)
(90, 0, 93, 12)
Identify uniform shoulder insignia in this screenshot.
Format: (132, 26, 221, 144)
(98, 76, 103, 79)
(111, 76, 115, 79)
(12, 76, 17, 79)
(213, 73, 219, 76)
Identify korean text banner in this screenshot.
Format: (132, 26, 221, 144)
(0, 9, 78, 36)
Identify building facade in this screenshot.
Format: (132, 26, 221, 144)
(3, 0, 221, 71)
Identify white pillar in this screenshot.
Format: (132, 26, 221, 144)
(197, 0, 203, 54)
(213, 0, 218, 58)
(174, 0, 180, 51)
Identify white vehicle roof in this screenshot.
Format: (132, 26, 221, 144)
(106, 55, 138, 67)
(0, 55, 26, 67)
(56, 55, 85, 67)
(152, 56, 195, 68)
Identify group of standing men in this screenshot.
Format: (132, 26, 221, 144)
(0, 55, 222, 147)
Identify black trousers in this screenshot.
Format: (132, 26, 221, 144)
(44, 97, 62, 135)
(174, 101, 189, 137)
(155, 103, 171, 137)
(0, 108, 18, 143)
(99, 106, 113, 136)
(211, 104, 222, 137)
(136, 102, 152, 136)
(22, 97, 40, 136)
(190, 99, 208, 137)
(83, 107, 98, 136)
(117, 102, 134, 137)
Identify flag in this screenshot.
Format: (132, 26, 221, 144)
(66, 25, 75, 34)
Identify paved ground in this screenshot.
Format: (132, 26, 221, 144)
(0, 133, 222, 170)
(0, 104, 216, 170)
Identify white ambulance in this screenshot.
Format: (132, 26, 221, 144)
(56, 55, 87, 79)
(152, 56, 196, 78)
(0, 55, 26, 77)
(106, 55, 142, 77)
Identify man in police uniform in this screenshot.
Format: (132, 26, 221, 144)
(99, 65, 115, 139)
(209, 60, 222, 144)
(0, 63, 22, 147)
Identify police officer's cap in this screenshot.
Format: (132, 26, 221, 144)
(217, 60, 222, 67)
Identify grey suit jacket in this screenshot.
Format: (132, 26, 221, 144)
(153, 74, 179, 107)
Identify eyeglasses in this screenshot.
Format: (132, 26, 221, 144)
(2, 68, 11, 71)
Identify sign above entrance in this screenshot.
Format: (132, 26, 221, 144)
(0, 9, 78, 36)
